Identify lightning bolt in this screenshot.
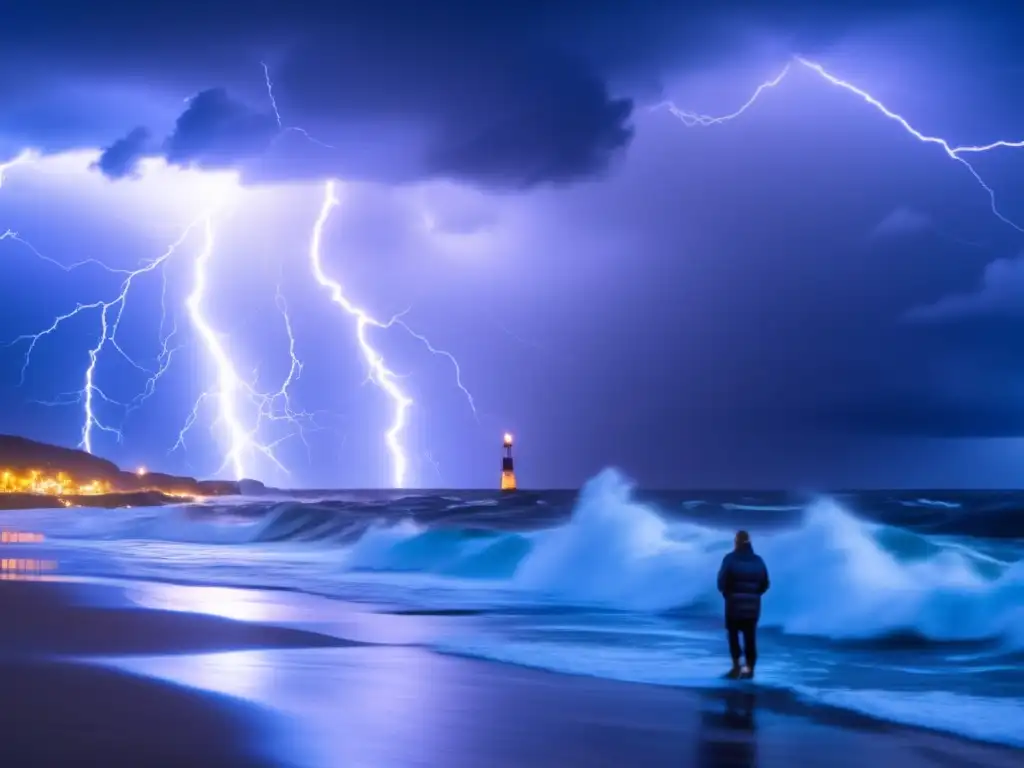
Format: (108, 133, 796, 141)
(182, 214, 248, 478)
(173, 199, 316, 480)
(261, 61, 335, 150)
(308, 180, 476, 488)
(253, 285, 322, 462)
(1, 149, 208, 456)
(308, 181, 412, 487)
(3, 163, 311, 480)
(182, 212, 293, 479)
(262, 61, 284, 130)
(658, 56, 1024, 232)
(260, 61, 476, 488)
(423, 450, 443, 486)
(5, 220, 200, 452)
(0, 149, 36, 188)
(659, 63, 792, 126)
(267, 286, 305, 422)
(0, 62, 476, 489)
(394, 318, 478, 418)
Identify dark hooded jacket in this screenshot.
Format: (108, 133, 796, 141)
(717, 543, 770, 622)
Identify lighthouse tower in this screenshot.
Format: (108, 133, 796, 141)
(500, 433, 517, 492)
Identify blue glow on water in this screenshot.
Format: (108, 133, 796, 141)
(2, 468, 1022, 746)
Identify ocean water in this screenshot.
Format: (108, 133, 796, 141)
(2, 468, 1022, 747)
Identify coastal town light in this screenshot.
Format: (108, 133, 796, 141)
(0, 469, 112, 496)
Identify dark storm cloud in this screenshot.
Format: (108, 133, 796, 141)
(94, 127, 152, 179)
(163, 89, 278, 168)
(0, 0, 987, 188)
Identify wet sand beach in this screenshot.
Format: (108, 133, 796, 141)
(0, 578, 1019, 767)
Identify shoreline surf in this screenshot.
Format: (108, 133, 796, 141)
(0, 468, 1020, 751)
(0, 576, 1020, 767)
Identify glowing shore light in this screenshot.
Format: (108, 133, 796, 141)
(0, 469, 111, 496)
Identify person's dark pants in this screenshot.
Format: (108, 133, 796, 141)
(726, 617, 758, 669)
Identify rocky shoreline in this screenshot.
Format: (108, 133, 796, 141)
(0, 490, 201, 511)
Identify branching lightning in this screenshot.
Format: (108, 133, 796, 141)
(308, 181, 477, 487)
(261, 61, 335, 150)
(5, 218, 201, 452)
(308, 180, 413, 487)
(260, 61, 477, 488)
(394, 318, 478, 418)
(2, 164, 312, 480)
(658, 56, 1024, 232)
(660, 63, 792, 127)
(180, 213, 292, 479)
(170, 196, 323, 480)
(0, 63, 478, 489)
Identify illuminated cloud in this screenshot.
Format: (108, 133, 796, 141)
(906, 255, 1024, 322)
(870, 207, 932, 239)
(1, 1, 990, 189)
(5, 2, 1024, 487)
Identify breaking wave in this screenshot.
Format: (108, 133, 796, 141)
(19, 468, 1023, 650)
(6, 471, 1024, 747)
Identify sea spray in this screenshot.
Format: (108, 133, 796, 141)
(4, 469, 1020, 648)
(4, 474, 1023, 746)
(513, 468, 723, 611)
(508, 476, 1024, 647)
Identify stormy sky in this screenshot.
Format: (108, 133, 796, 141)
(2, 1, 1024, 489)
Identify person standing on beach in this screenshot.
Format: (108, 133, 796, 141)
(717, 530, 770, 680)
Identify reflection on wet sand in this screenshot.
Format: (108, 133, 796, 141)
(0, 657, 276, 766)
(3, 578, 1019, 768)
(0, 557, 58, 580)
(128, 584, 278, 623)
(1, 531, 45, 543)
(0, 530, 53, 580)
(697, 688, 759, 767)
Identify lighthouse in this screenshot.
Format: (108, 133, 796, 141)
(500, 432, 517, 492)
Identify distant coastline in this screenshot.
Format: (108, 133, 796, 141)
(0, 434, 263, 510)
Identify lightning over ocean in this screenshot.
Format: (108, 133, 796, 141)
(0, 37, 489, 489)
(3, 6, 1023, 496)
(0, 157, 476, 486)
(0, 168, 313, 480)
(659, 57, 1024, 232)
(1, 129, 474, 489)
(5, 7, 1024, 765)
